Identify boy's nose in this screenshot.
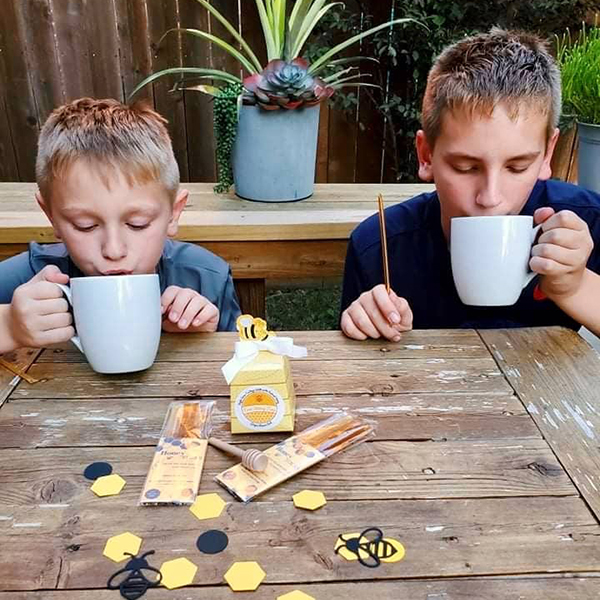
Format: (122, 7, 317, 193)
(101, 234, 127, 261)
(475, 179, 503, 209)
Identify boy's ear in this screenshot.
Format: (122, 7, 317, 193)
(167, 188, 189, 237)
(416, 130, 434, 182)
(538, 127, 560, 181)
(35, 192, 62, 240)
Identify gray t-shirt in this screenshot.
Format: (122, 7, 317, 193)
(0, 239, 241, 332)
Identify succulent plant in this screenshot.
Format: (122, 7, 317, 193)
(242, 58, 334, 110)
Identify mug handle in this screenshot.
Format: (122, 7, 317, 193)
(55, 283, 84, 354)
(523, 224, 543, 288)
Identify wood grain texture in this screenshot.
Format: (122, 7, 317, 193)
(0, 348, 41, 408)
(0, 577, 599, 599)
(480, 327, 600, 520)
(0, 496, 598, 590)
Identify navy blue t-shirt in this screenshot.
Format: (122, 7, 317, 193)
(341, 179, 600, 330)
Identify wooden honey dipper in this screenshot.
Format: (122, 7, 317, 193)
(208, 438, 269, 472)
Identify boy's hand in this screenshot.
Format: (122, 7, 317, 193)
(532, 208, 594, 300)
(161, 286, 219, 332)
(8, 265, 73, 348)
(341, 284, 413, 341)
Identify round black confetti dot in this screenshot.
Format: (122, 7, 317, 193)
(83, 462, 113, 481)
(196, 529, 229, 555)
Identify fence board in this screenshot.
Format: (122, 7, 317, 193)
(179, 0, 216, 182)
(18, 0, 64, 123)
(0, 46, 19, 181)
(147, 0, 189, 181)
(0, 1, 40, 181)
(114, 0, 154, 103)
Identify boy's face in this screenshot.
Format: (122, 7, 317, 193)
(416, 102, 559, 239)
(36, 160, 188, 276)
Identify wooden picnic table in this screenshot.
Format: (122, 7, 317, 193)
(0, 326, 600, 597)
(0, 182, 434, 317)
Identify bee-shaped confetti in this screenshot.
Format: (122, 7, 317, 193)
(107, 550, 162, 599)
(334, 527, 405, 568)
(236, 314, 273, 342)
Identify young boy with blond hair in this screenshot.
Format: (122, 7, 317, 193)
(341, 28, 600, 341)
(0, 98, 240, 353)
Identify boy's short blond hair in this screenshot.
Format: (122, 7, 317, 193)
(36, 98, 179, 200)
(422, 28, 561, 147)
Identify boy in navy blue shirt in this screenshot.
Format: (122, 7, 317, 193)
(341, 28, 600, 341)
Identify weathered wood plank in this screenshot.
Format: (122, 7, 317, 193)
(0, 439, 573, 508)
(38, 330, 491, 363)
(0, 348, 41, 408)
(0, 392, 533, 448)
(479, 327, 600, 520)
(0, 496, 597, 590)
(10, 356, 510, 399)
(1, 577, 599, 599)
(233, 278, 266, 318)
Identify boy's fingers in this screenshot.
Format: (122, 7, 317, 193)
(179, 295, 207, 328)
(192, 303, 219, 327)
(537, 228, 583, 250)
(160, 286, 181, 314)
(341, 311, 368, 340)
(347, 301, 382, 339)
(541, 209, 586, 232)
(30, 281, 68, 300)
(38, 325, 75, 346)
(372, 285, 401, 324)
(392, 294, 413, 330)
(168, 291, 194, 322)
(533, 207, 555, 225)
(32, 265, 69, 284)
(37, 298, 70, 316)
(40, 312, 73, 331)
(531, 243, 579, 268)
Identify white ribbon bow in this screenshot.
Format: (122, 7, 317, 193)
(222, 337, 307, 384)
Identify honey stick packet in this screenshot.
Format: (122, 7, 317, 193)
(215, 412, 375, 502)
(139, 400, 215, 506)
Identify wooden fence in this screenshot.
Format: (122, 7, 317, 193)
(0, 0, 578, 185)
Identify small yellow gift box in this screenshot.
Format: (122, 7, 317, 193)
(222, 315, 307, 434)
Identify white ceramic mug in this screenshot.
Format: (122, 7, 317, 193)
(451, 215, 541, 306)
(57, 274, 161, 374)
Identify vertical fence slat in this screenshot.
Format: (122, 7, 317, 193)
(51, 0, 94, 100)
(239, 0, 268, 69)
(19, 0, 64, 124)
(315, 102, 330, 183)
(354, 2, 393, 183)
(147, 0, 190, 181)
(114, 0, 154, 104)
(0, 1, 41, 181)
(83, 0, 123, 99)
(179, 0, 216, 182)
(210, 0, 242, 79)
(0, 58, 19, 180)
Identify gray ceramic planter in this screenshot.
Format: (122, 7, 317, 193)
(232, 104, 320, 202)
(578, 121, 600, 194)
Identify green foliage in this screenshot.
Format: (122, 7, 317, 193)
(557, 24, 600, 125)
(213, 83, 244, 194)
(308, 0, 597, 182)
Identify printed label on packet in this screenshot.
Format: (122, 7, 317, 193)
(215, 436, 326, 502)
(140, 437, 208, 505)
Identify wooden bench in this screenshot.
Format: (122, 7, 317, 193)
(0, 183, 434, 316)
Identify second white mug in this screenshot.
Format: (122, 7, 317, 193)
(451, 215, 541, 306)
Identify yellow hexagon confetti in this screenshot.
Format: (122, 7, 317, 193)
(103, 532, 142, 563)
(159, 557, 198, 590)
(293, 490, 327, 511)
(278, 591, 316, 600)
(189, 493, 227, 521)
(224, 561, 266, 592)
(91, 473, 126, 497)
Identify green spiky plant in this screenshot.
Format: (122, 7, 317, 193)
(130, 0, 419, 192)
(556, 23, 600, 126)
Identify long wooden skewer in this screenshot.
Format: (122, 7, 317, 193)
(208, 437, 269, 472)
(377, 193, 391, 293)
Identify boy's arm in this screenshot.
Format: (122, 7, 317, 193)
(549, 269, 600, 337)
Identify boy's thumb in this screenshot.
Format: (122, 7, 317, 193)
(32, 265, 69, 284)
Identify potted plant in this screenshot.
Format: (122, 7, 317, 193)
(557, 23, 600, 193)
(131, 0, 416, 202)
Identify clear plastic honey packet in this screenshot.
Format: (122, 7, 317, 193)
(139, 400, 215, 506)
(215, 412, 375, 502)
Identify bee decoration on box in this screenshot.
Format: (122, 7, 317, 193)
(236, 314, 273, 342)
(107, 550, 162, 599)
(334, 527, 405, 568)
